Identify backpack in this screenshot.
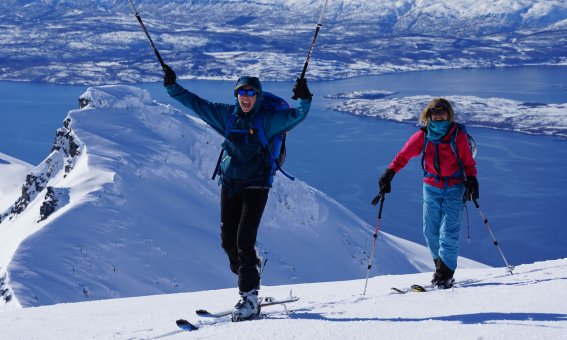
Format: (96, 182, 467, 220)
(212, 91, 295, 184)
(420, 123, 477, 182)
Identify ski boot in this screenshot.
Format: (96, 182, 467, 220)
(431, 258, 455, 290)
(231, 289, 261, 322)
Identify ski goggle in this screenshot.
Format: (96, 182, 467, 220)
(236, 89, 257, 97)
(429, 107, 447, 116)
(428, 103, 449, 116)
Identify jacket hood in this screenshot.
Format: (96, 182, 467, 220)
(234, 76, 263, 117)
(234, 76, 262, 94)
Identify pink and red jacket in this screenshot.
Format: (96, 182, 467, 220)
(389, 123, 477, 189)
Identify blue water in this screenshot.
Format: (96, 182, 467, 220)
(1, 66, 566, 267)
(0, 82, 82, 162)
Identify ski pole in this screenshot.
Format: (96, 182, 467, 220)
(464, 202, 471, 243)
(292, 0, 329, 99)
(127, 0, 167, 71)
(471, 198, 515, 275)
(363, 191, 386, 295)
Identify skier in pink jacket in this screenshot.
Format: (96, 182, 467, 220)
(379, 98, 478, 289)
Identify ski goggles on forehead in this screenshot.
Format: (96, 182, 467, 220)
(236, 89, 257, 97)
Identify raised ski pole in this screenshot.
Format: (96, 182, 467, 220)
(363, 191, 386, 295)
(471, 197, 515, 274)
(127, 0, 167, 71)
(292, 0, 329, 99)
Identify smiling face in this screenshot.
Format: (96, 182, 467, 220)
(429, 107, 449, 121)
(236, 86, 258, 113)
(419, 98, 455, 126)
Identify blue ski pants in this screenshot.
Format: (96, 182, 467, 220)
(422, 183, 465, 271)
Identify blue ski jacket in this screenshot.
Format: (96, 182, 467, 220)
(165, 82, 311, 189)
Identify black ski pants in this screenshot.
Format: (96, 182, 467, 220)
(220, 185, 269, 293)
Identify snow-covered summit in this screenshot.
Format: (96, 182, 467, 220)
(78, 85, 156, 110)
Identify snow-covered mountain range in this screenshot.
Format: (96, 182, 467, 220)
(0, 0, 565, 84)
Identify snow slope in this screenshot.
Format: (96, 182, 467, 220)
(0, 153, 32, 211)
(1, 258, 565, 339)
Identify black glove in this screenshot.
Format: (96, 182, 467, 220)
(379, 168, 395, 193)
(464, 176, 479, 201)
(163, 64, 177, 86)
(292, 78, 312, 100)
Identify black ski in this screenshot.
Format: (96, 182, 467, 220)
(176, 294, 299, 331)
(176, 319, 199, 331)
(411, 284, 427, 292)
(391, 284, 428, 294)
(390, 287, 406, 294)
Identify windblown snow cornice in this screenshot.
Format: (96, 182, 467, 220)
(0, 0, 565, 84)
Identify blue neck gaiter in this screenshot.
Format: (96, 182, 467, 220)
(427, 121, 451, 141)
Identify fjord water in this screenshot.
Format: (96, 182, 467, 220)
(1, 66, 566, 267)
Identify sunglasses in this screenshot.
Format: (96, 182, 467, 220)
(428, 106, 447, 116)
(236, 89, 257, 97)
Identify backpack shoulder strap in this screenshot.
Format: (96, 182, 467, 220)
(420, 127, 431, 174)
(212, 112, 239, 180)
(253, 113, 268, 148)
(450, 123, 465, 171)
(253, 111, 295, 182)
(224, 113, 242, 136)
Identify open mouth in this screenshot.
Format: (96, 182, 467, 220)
(241, 99, 252, 111)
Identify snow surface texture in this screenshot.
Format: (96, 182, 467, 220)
(1, 258, 565, 339)
(0, 85, 485, 308)
(0, 0, 566, 84)
(0, 153, 32, 211)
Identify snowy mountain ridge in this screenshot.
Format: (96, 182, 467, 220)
(0, 0, 565, 84)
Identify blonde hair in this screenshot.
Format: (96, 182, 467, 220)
(419, 98, 455, 126)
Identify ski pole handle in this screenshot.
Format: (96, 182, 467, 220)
(371, 191, 384, 207)
(472, 197, 481, 209)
